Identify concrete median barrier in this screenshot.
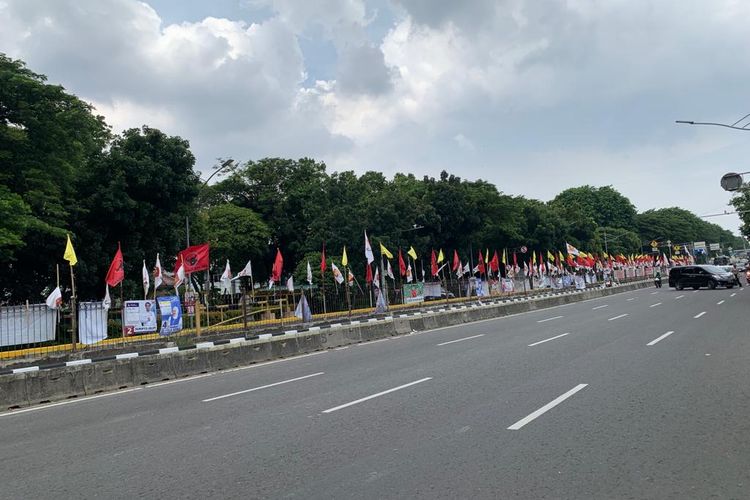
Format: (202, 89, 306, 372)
(1, 280, 653, 409)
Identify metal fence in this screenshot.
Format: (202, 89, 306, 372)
(0, 266, 662, 364)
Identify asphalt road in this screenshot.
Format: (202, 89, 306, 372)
(1, 285, 748, 499)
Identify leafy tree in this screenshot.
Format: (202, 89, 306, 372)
(551, 185, 637, 229)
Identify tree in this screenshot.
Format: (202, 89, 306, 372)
(0, 54, 109, 301)
(74, 126, 200, 299)
(551, 185, 637, 229)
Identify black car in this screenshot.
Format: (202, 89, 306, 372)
(668, 265, 736, 290)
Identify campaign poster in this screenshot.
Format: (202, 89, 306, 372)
(158, 296, 183, 336)
(122, 300, 158, 336)
(403, 283, 425, 304)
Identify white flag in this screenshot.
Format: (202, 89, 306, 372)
(221, 259, 232, 283)
(142, 260, 150, 297)
(331, 262, 345, 284)
(154, 253, 163, 290)
(373, 267, 381, 288)
(237, 259, 252, 278)
(45, 286, 62, 309)
(175, 258, 185, 291)
(306, 260, 313, 285)
(103, 284, 111, 310)
(286, 275, 294, 292)
(386, 260, 395, 280)
(364, 230, 374, 264)
(406, 263, 413, 283)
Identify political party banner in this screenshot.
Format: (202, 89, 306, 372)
(403, 283, 425, 304)
(0, 304, 56, 347)
(122, 300, 157, 336)
(78, 301, 108, 345)
(158, 296, 183, 336)
(501, 278, 514, 292)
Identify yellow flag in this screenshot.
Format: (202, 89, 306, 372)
(547, 250, 555, 261)
(437, 249, 444, 263)
(485, 249, 489, 264)
(379, 242, 393, 259)
(64, 234, 78, 266)
(558, 250, 564, 262)
(532, 252, 536, 265)
(407, 246, 417, 260)
(502, 249, 507, 264)
(342, 246, 348, 267)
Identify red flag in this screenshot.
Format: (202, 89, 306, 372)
(489, 250, 500, 273)
(320, 244, 326, 275)
(271, 248, 283, 283)
(431, 250, 439, 276)
(477, 250, 485, 275)
(398, 249, 407, 276)
(452, 250, 460, 272)
(365, 263, 373, 284)
(105, 243, 125, 287)
(178, 243, 210, 273)
(513, 252, 518, 268)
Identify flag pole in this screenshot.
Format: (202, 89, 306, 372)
(69, 263, 77, 351)
(344, 264, 352, 316)
(120, 282, 125, 347)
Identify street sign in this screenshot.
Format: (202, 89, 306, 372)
(694, 241, 706, 251)
(520, 246, 527, 253)
(720, 172, 744, 192)
(709, 243, 720, 251)
(650, 240, 658, 248)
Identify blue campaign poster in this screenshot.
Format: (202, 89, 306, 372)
(157, 295, 183, 336)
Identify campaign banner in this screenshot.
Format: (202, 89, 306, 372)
(157, 296, 183, 336)
(122, 300, 157, 336)
(403, 283, 425, 304)
(501, 278, 514, 292)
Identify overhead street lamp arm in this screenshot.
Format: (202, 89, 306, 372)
(675, 119, 750, 132)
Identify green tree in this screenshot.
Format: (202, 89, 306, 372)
(551, 185, 637, 229)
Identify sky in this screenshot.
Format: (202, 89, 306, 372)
(2, 0, 749, 235)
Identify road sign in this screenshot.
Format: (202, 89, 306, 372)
(694, 241, 706, 251)
(721, 172, 744, 192)
(709, 243, 721, 251)
(520, 246, 527, 253)
(650, 240, 658, 248)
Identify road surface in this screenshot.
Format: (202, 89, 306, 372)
(1, 285, 748, 499)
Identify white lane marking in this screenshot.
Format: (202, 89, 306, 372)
(626, 298, 636, 301)
(527, 333, 570, 347)
(437, 334, 485, 346)
(322, 377, 432, 414)
(650, 291, 659, 295)
(591, 304, 609, 310)
(694, 311, 706, 319)
(537, 315, 564, 323)
(507, 384, 588, 430)
(647, 331, 675, 346)
(730, 293, 737, 297)
(674, 295, 684, 300)
(693, 290, 700, 293)
(649, 302, 662, 308)
(148, 373, 216, 387)
(203, 372, 324, 403)
(717, 300, 725, 305)
(608, 313, 628, 321)
(0, 388, 142, 417)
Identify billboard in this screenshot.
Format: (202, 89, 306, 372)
(122, 300, 157, 336)
(403, 283, 425, 304)
(157, 296, 183, 336)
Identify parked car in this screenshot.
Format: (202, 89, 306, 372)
(668, 265, 736, 290)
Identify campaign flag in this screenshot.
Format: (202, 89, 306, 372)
(477, 250, 486, 275)
(331, 262, 345, 284)
(342, 246, 349, 267)
(142, 260, 150, 297)
(380, 242, 393, 259)
(271, 248, 283, 283)
(175, 256, 186, 289)
(178, 243, 210, 273)
(103, 284, 111, 310)
(365, 263, 373, 284)
(513, 252, 519, 273)
(347, 268, 355, 286)
(431, 250, 439, 276)
(237, 259, 253, 278)
(45, 287, 62, 309)
(565, 242, 580, 256)
(294, 293, 313, 323)
(462, 262, 470, 276)
(286, 275, 294, 292)
(406, 262, 413, 283)
(523, 260, 529, 274)
(452, 250, 460, 273)
(407, 246, 418, 260)
(220, 259, 232, 283)
(489, 250, 500, 273)
(306, 261, 313, 285)
(320, 244, 327, 275)
(154, 253, 163, 289)
(364, 231, 374, 264)
(437, 249, 445, 263)
(373, 267, 380, 288)
(64, 234, 78, 266)
(386, 260, 395, 279)
(105, 244, 125, 287)
(398, 249, 407, 276)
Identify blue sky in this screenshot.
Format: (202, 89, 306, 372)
(2, 0, 749, 237)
